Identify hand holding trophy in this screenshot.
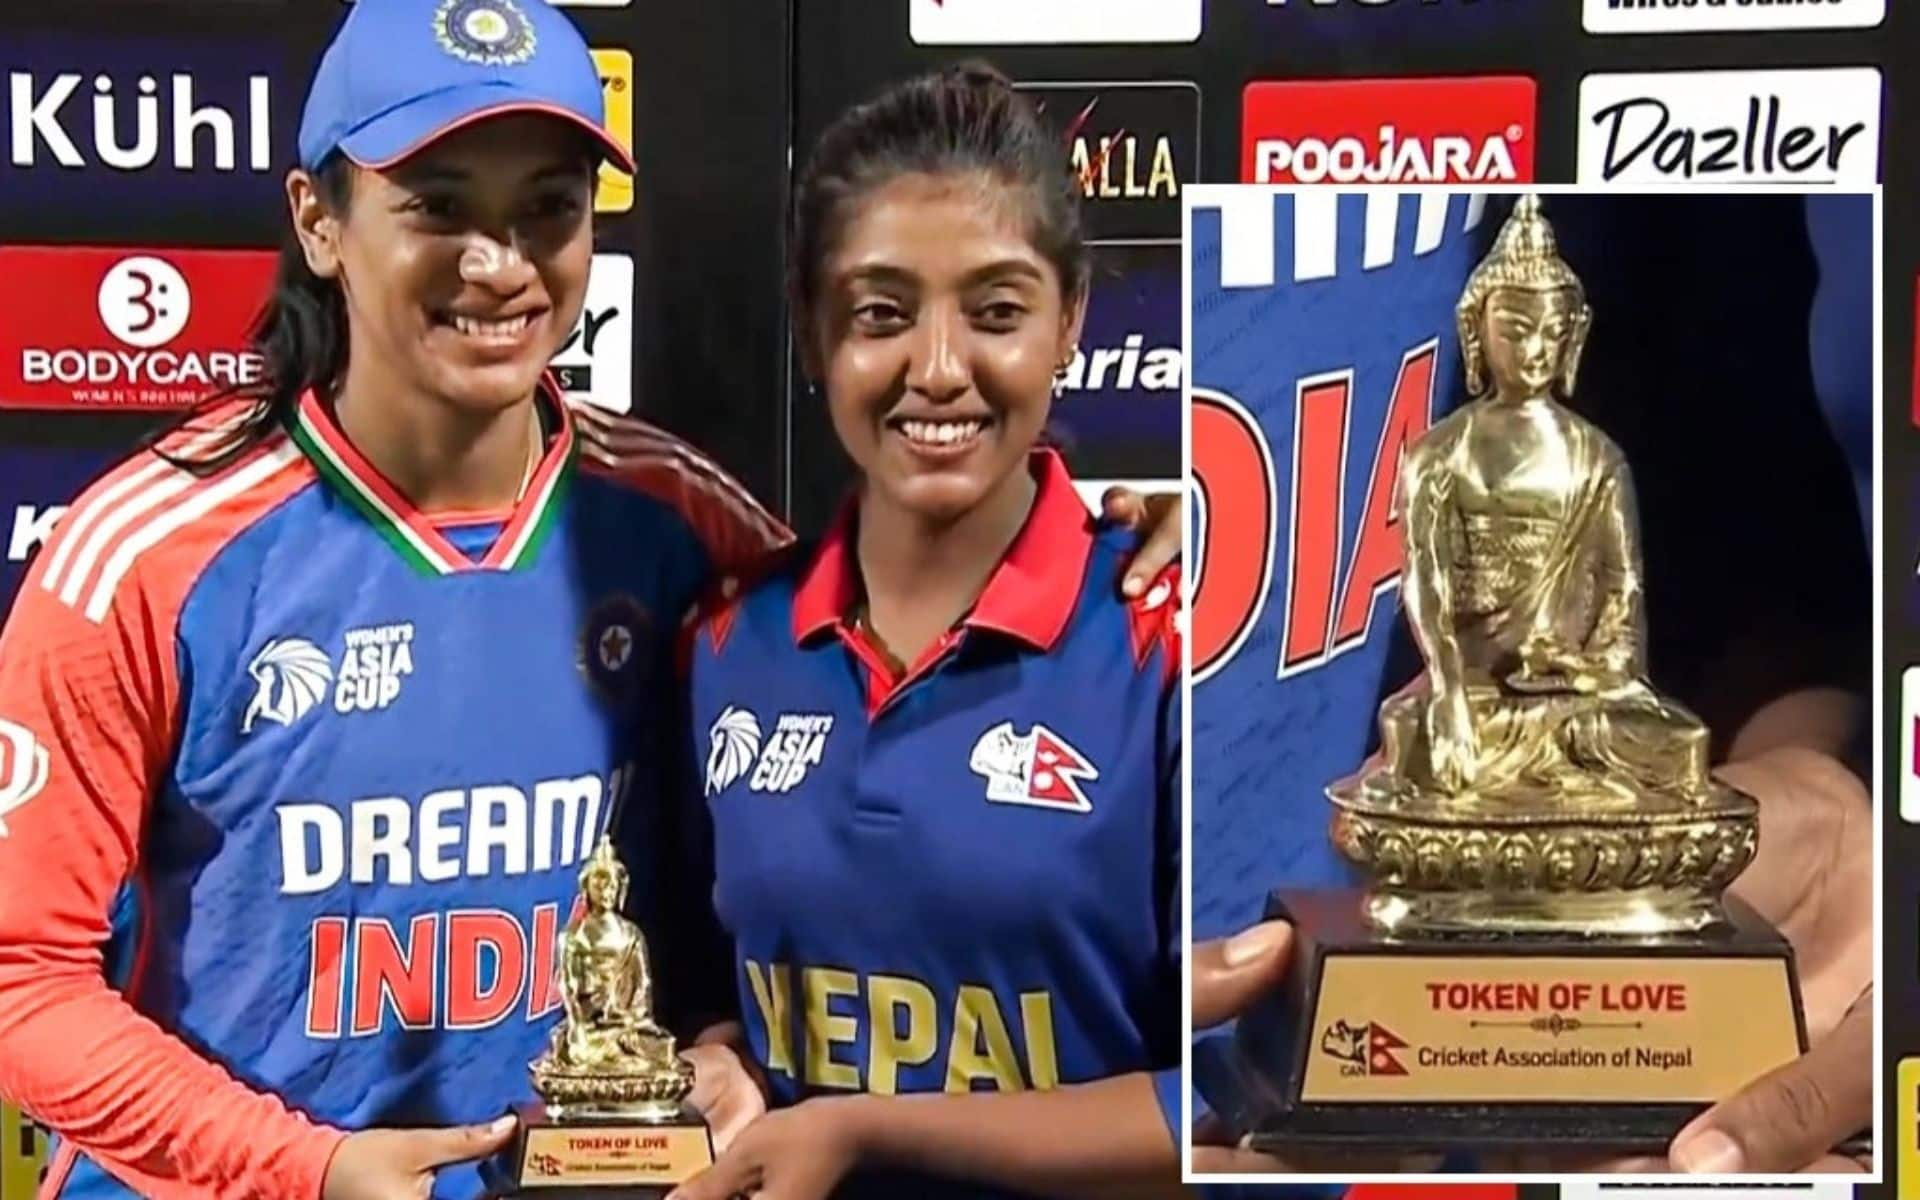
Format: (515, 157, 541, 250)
(1195, 195, 1806, 1155)
(489, 835, 714, 1194)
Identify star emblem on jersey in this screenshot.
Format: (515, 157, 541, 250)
(434, 0, 537, 66)
(579, 594, 650, 703)
(242, 638, 334, 734)
(969, 721, 1099, 813)
(0, 716, 51, 838)
(598, 625, 632, 671)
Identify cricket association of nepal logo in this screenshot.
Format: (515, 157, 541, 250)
(1320, 1019, 1410, 1077)
(969, 721, 1099, 812)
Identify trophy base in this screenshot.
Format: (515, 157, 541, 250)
(1194, 888, 1807, 1153)
(485, 1101, 714, 1195)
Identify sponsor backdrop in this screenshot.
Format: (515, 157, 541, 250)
(0, 0, 1911, 1196)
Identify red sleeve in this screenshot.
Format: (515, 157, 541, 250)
(0, 466, 344, 1198)
(572, 406, 794, 576)
(1125, 562, 1182, 693)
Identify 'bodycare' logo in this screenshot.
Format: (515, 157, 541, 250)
(0, 246, 275, 410)
(1242, 77, 1536, 184)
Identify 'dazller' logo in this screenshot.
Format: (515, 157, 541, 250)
(1576, 68, 1882, 185)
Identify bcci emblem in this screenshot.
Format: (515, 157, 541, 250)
(434, 0, 537, 66)
(1319, 1019, 1409, 1077)
(579, 594, 650, 703)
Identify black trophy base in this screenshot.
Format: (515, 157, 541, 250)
(485, 1101, 715, 1196)
(1194, 888, 1808, 1154)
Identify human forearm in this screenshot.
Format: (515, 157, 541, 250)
(1726, 687, 1863, 763)
(839, 1073, 1181, 1199)
(0, 958, 345, 1198)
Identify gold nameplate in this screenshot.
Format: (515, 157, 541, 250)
(519, 1124, 714, 1187)
(1301, 955, 1799, 1103)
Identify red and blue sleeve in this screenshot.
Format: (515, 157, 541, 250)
(639, 586, 749, 1040)
(574, 410, 794, 580)
(1134, 564, 1185, 1140)
(0, 536, 344, 1198)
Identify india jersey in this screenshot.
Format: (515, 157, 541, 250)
(0, 383, 786, 1199)
(1189, 190, 1487, 940)
(684, 450, 1182, 1199)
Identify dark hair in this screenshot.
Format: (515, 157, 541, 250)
(788, 61, 1089, 347)
(158, 156, 356, 475)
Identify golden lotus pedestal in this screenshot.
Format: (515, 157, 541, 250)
(488, 1057, 712, 1196)
(1193, 795, 1810, 1153)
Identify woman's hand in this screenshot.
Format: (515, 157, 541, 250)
(668, 1097, 865, 1200)
(682, 1042, 768, 1153)
(1100, 486, 1182, 599)
(1189, 922, 1444, 1174)
(1494, 746, 1873, 1175)
(321, 1114, 516, 1200)
(1660, 747, 1872, 1173)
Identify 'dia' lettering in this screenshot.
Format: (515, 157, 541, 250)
(745, 961, 1061, 1094)
(1192, 338, 1439, 682)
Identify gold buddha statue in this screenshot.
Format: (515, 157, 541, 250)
(529, 835, 694, 1119)
(1326, 196, 1756, 936)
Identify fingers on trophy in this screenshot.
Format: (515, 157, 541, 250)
(1194, 196, 1807, 1158)
(489, 836, 714, 1194)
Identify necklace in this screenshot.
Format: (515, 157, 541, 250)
(514, 406, 544, 503)
(848, 601, 907, 679)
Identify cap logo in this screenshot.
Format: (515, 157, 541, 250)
(434, 0, 537, 67)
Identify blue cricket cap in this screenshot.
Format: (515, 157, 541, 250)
(297, 0, 632, 174)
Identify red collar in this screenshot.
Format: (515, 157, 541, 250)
(791, 448, 1095, 653)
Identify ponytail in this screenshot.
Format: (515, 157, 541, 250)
(157, 156, 354, 475)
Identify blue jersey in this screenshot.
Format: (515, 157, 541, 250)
(1189, 190, 1485, 940)
(0, 384, 786, 1199)
(683, 450, 1182, 1198)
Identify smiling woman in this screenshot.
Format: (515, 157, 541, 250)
(279, 116, 600, 511)
(0, 3, 792, 1199)
(0, 7, 1193, 1200)
(669, 62, 1184, 1200)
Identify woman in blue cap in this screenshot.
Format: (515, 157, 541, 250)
(0, 2, 1183, 1197)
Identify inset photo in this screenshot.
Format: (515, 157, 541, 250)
(1185, 188, 1877, 1179)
